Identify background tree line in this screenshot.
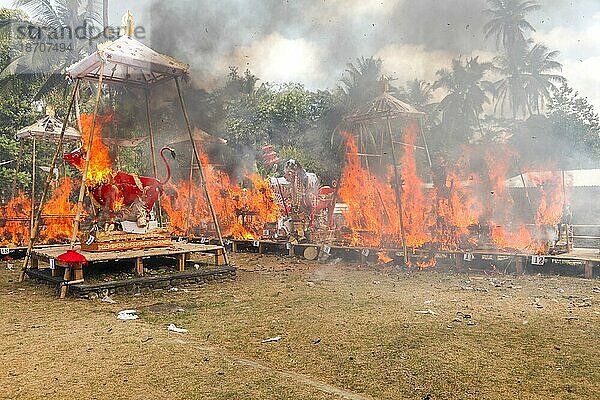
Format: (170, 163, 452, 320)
(0, 0, 598, 204)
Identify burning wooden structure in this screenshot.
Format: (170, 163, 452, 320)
(0, 114, 81, 248)
(19, 16, 230, 296)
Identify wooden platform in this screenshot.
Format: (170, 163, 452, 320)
(228, 239, 599, 279)
(26, 241, 228, 297)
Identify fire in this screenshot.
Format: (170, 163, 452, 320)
(0, 192, 31, 246)
(40, 178, 78, 243)
(163, 146, 281, 239)
(80, 113, 113, 185)
(336, 119, 568, 254)
(0, 177, 78, 246)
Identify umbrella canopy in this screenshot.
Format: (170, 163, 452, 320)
(344, 92, 425, 123)
(16, 115, 81, 142)
(57, 250, 88, 266)
(66, 35, 189, 87)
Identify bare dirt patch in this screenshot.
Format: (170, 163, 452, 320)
(1, 254, 599, 399)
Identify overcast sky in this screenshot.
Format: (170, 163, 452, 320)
(2, 0, 599, 109)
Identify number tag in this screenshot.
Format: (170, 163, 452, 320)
(224, 240, 231, 245)
(286, 242, 291, 250)
(323, 245, 331, 255)
(200, 237, 207, 244)
(0, 248, 9, 255)
(49, 258, 55, 270)
(253, 240, 260, 247)
(177, 237, 184, 242)
(85, 235, 95, 245)
(531, 255, 546, 266)
(263, 229, 270, 236)
(463, 253, 474, 262)
(361, 249, 370, 257)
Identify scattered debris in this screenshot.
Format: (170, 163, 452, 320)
(262, 336, 282, 343)
(533, 298, 543, 308)
(313, 338, 321, 345)
(461, 286, 489, 293)
(575, 298, 592, 308)
(117, 310, 138, 320)
(415, 309, 437, 315)
(101, 296, 117, 304)
(592, 287, 600, 294)
(167, 324, 188, 333)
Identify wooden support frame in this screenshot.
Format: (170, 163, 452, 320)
(386, 116, 408, 264)
(175, 77, 229, 265)
(19, 79, 81, 282)
(144, 89, 163, 226)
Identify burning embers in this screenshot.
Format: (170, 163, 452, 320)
(337, 122, 567, 254)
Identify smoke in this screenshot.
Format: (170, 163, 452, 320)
(146, 0, 494, 89)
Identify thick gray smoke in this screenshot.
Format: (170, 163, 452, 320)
(146, 0, 494, 88)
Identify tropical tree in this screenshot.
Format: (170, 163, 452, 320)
(492, 41, 564, 118)
(523, 43, 565, 114)
(483, 0, 541, 53)
(338, 56, 384, 111)
(433, 57, 493, 140)
(397, 79, 433, 109)
(1, 0, 103, 98)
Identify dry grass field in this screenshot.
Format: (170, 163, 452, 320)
(1, 253, 599, 399)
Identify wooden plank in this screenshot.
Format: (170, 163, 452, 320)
(31, 258, 39, 270)
(585, 261, 593, 279)
(515, 257, 524, 276)
(178, 254, 186, 272)
(60, 267, 71, 299)
(135, 258, 144, 276)
(30, 243, 223, 263)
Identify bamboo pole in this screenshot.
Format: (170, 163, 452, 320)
(29, 137, 36, 237)
(184, 148, 194, 236)
(70, 64, 105, 249)
(144, 89, 163, 226)
(175, 77, 229, 265)
(19, 79, 80, 281)
(386, 116, 408, 264)
(418, 121, 432, 168)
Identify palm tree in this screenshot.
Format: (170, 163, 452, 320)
(1, 0, 102, 99)
(523, 43, 565, 114)
(433, 57, 493, 139)
(483, 0, 541, 53)
(338, 56, 383, 111)
(492, 41, 565, 118)
(397, 79, 433, 109)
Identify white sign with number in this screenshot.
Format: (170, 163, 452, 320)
(323, 245, 331, 255)
(286, 242, 291, 250)
(531, 255, 546, 266)
(253, 240, 260, 247)
(463, 253, 474, 262)
(0, 248, 9, 255)
(200, 237, 207, 243)
(361, 249, 370, 257)
(263, 229, 270, 236)
(49, 258, 55, 270)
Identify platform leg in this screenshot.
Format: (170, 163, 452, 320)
(30, 258, 39, 270)
(51, 266, 60, 277)
(135, 257, 144, 276)
(178, 254, 186, 272)
(73, 265, 84, 281)
(60, 267, 71, 299)
(288, 244, 293, 257)
(585, 261, 593, 279)
(232, 241, 238, 253)
(455, 254, 463, 272)
(258, 242, 264, 254)
(515, 257, 524, 276)
(214, 249, 226, 266)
